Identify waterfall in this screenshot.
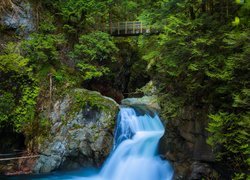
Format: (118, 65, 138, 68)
(26, 106, 173, 180)
(99, 106, 174, 180)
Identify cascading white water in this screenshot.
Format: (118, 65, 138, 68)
(99, 106, 174, 180)
(25, 106, 173, 180)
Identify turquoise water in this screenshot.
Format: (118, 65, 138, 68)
(6, 107, 174, 180)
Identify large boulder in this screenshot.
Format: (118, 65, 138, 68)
(33, 89, 119, 173)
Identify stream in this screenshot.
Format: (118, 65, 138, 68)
(7, 106, 173, 180)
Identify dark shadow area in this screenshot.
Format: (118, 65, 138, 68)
(0, 126, 26, 154)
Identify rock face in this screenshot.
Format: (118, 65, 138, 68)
(121, 95, 160, 110)
(33, 89, 119, 173)
(159, 106, 218, 179)
(0, 0, 35, 35)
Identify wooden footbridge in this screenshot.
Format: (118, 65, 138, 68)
(104, 21, 152, 36)
(109, 21, 150, 36)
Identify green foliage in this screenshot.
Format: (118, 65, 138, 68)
(110, 0, 141, 21)
(0, 92, 15, 124)
(0, 1, 249, 178)
(70, 31, 118, 80)
(53, 0, 107, 22)
(74, 90, 110, 111)
(207, 113, 250, 165)
(66, 89, 118, 126)
(38, 12, 57, 33)
(72, 31, 118, 62)
(13, 86, 40, 132)
(0, 43, 31, 74)
(77, 63, 110, 80)
(0, 43, 39, 132)
(139, 0, 250, 176)
(233, 173, 249, 180)
(21, 33, 65, 70)
(42, 0, 111, 35)
(0, 53, 30, 73)
(233, 89, 250, 108)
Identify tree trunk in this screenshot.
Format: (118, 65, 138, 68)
(189, 6, 195, 20)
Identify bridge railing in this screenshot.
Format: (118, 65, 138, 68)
(109, 21, 150, 36)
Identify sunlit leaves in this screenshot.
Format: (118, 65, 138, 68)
(77, 63, 110, 80)
(0, 43, 39, 131)
(0, 53, 30, 74)
(235, 0, 244, 4)
(232, 17, 240, 26)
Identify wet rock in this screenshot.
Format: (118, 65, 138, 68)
(189, 161, 219, 180)
(159, 105, 217, 179)
(0, 0, 35, 35)
(122, 95, 160, 110)
(33, 89, 119, 173)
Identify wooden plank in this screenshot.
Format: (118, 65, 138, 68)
(0, 155, 40, 161)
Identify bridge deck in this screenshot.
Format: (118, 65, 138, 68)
(108, 21, 150, 36)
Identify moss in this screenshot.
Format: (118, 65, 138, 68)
(72, 123, 83, 129)
(29, 88, 118, 152)
(93, 132, 99, 142)
(0, 24, 5, 32)
(61, 115, 68, 126)
(66, 89, 118, 122)
(91, 124, 97, 129)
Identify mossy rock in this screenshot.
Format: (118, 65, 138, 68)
(33, 88, 119, 173)
(67, 88, 119, 121)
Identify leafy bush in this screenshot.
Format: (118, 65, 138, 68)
(70, 31, 118, 80)
(207, 113, 250, 171)
(13, 86, 40, 132)
(0, 92, 15, 125)
(21, 33, 65, 70)
(0, 43, 39, 132)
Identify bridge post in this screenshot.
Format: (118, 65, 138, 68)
(132, 21, 135, 34)
(118, 22, 120, 35)
(125, 21, 127, 34)
(140, 22, 143, 34)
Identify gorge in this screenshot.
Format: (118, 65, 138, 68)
(0, 0, 249, 179)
